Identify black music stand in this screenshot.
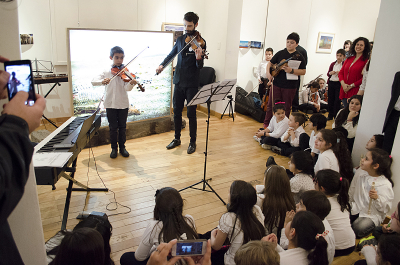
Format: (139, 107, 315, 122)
(178, 79, 237, 205)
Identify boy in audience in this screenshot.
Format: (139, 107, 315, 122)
(271, 112, 309, 156)
(327, 49, 346, 120)
(234, 241, 280, 265)
(298, 81, 325, 114)
(308, 113, 327, 162)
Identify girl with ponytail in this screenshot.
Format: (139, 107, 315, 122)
(313, 129, 353, 182)
(275, 211, 329, 265)
(211, 180, 265, 265)
(349, 148, 394, 239)
(314, 169, 356, 257)
(120, 187, 198, 265)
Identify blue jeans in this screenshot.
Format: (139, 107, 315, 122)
(351, 215, 376, 238)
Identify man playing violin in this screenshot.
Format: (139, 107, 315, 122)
(156, 12, 206, 154)
(92, 46, 137, 158)
(263, 32, 306, 128)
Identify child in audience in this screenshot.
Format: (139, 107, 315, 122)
(234, 240, 280, 265)
(327, 49, 346, 120)
(366, 134, 384, 150)
(314, 169, 356, 257)
(308, 113, 328, 161)
(271, 112, 309, 157)
(280, 190, 335, 264)
(299, 81, 323, 114)
(372, 201, 400, 240)
(256, 165, 296, 238)
(287, 151, 315, 203)
(349, 148, 394, 239)
(52, 227, 105, 265)
(48, 215, 114, 265)
(357, 235, 400, 265)
(256, 47, 274, 99)
(254, 101, 289, 149)
(274, 211, 329, 265)
(314, 129, 353, 182)
(120, 187, 198, 265)
(211, 180, 265, 265)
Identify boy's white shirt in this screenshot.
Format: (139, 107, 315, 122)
(92, 68, 135, 109)
(280, 126, 306, 147)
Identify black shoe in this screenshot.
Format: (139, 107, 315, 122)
(166, 139, 181, 149)
(320, 109, 327, 113)
(266, 156, 277, 168)
(327, 116, 334, 121)
(271, 146, 282, 155)
(120, 148, 130, 157)
(187, 142, 196, 154)
(307, 110, 314, 114)
(110, 149, 118, 159)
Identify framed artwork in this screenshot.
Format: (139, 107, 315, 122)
(316, 32, 335, 53)
(161, 22, 184, 43)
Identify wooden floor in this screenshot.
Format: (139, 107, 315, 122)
(36, 111, 362, 265)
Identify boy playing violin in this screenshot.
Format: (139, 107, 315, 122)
(156, 12, 206, 154)
(92, 46, 137, 158)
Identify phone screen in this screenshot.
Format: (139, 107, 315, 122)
(4, 60, 36, 106)
(175, 241, 204, 256)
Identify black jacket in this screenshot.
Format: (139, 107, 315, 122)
(0, 114, 33, 265)
(383, 71, 400, 132)
(161, 34, 206, 87)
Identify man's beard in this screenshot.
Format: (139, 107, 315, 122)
(185, 29, 196, 35)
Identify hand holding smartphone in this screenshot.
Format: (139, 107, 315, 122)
(3, 60, 36, 106)
(171, 239, 208, 257)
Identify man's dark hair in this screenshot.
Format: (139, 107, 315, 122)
(184, 12, 199, 25)
(310, 113, 327, 131)
(287, 32, 300, 44)
(266, 47, 274, 54)
(110, 46, 124, 58)
(336, 49, 346, 56)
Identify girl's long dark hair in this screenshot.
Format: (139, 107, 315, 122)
(319, 129, 353, 182)
(369, 148, 394, 186)
(349, 37, 371, 60)
(290, 151, 315, 177)
(227, 180, 266, 244)
(262, 166, 296, 233)
(153, 187, 198, 243)
(315, 169, 351, 213)
(291, 211, 328, 265)
(335, 95, 363, 128)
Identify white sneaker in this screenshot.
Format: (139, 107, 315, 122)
(261, 144, 271, 150)
(253, 135, 261, 143)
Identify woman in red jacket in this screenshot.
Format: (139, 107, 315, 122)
(338, 37, 370, 108)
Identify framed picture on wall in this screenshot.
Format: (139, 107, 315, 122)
(316, 32, 335, 53)
(162, 22, 184, 43)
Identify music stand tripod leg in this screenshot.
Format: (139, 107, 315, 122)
(220, 95, 234, 121)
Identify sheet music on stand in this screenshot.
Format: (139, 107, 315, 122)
(187, 79, 237, 106)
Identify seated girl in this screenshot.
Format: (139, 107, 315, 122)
(256, 165, 296, 238)
(314, 169, 355, 257)
(299, 81, 325, 114)
(372, 201, 400, 240)
(356, 235, 400, 265)
(354, 134, 385, 172)
(211, 180, 265, 265)
(308, 113, 328, 162)
(272, 211, 329, 265)
(332, 95, 363, 152)
(120, 187, 198, 265)
(254, 101, 289, 149)
(313, 129, 353, 182)
(349, 148, 394, 238)
(280, 190, 335, 264)
(234, 240, 280, 265)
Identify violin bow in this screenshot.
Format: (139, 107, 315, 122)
(245, 83, 260, 97)
(109, 46, 149, 82)
(303, 74, 322, 88)
(155, 35, 198, 76)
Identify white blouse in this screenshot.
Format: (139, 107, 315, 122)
(267, 116, 290, 139)
(349, 169, 394, 226)
(314, 149, 340, 174)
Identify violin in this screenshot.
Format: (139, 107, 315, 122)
(111, 66, 145, 92)
(311, 92, 319, 103)
(185, 31, 208, 59)
(269, 54, 300, 77)
(260, 79, 271, 112)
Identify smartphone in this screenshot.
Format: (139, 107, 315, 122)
(4, 60, 36, 106)
(171, 239, 207, 257)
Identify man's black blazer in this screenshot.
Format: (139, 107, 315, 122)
(383, 71, 400, 132)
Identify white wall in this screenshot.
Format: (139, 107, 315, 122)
(0, 2, 47, 264)
(353, 0, 400, 212)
